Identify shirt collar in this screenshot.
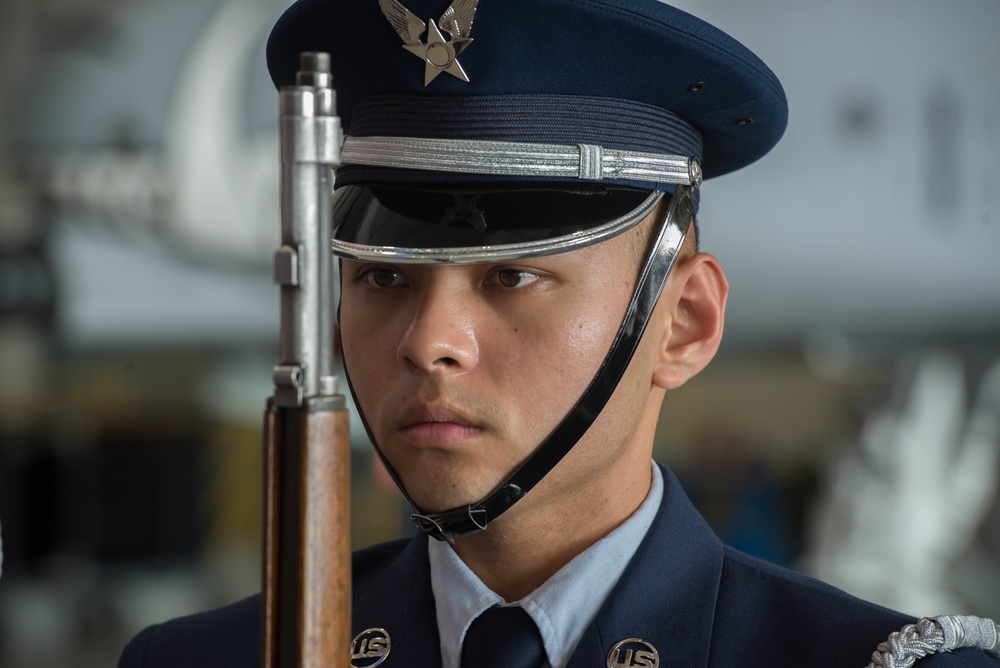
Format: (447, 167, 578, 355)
(429, 462, 663, 668)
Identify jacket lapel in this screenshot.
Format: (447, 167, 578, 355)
(568, 464, 724, 668)
(352, 533, 442, 668)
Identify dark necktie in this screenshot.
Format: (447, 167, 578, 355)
(460, 605, 547, 668)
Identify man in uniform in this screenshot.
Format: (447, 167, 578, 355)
(119, 0, 1000, 666)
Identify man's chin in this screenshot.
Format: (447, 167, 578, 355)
(409, 493, 484, 514)
(402, 479, 497, 515)
(383, 453, 504, 512)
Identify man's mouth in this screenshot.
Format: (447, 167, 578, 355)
(396, 404, 484, 447)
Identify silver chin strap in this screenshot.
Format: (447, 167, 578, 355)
(344, 185, 694, 543)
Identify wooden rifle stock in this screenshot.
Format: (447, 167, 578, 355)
(263, 52, 350, 667)
(263, 403, 350, 667)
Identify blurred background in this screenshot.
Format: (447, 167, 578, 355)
(0, 0, 997, 665)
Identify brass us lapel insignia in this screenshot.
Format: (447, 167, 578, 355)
(351, 628, 392, 667)
(379, 0, 479, 85)
(607, 637, 660, 668)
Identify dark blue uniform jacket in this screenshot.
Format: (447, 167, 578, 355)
(119, 465, 994, 667)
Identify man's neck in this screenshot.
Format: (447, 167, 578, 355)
(449, 454, 653, 601)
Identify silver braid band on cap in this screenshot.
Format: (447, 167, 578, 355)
(340, 136, 703, 186)
(867, 615, 1000, 667)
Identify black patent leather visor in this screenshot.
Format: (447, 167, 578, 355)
(330, 184, 662, 263)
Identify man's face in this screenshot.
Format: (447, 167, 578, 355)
(340, 228, 657, 515)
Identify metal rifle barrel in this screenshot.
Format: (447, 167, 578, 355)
(263, 52, 350, 668)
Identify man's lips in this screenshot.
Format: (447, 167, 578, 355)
(395, 405, 484, 447)
(399, 422, 483, 446)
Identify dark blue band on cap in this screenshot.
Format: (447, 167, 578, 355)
(339, 93, 703, 192)
(349, 93, 704, 158)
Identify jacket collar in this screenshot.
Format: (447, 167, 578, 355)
(352, 534, 441, 667)
(350, 463, 724, 668)
(568, 464, 724, 668)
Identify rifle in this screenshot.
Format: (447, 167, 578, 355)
(262, 52, 350, 667)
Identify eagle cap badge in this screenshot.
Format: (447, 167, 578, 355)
(378, 0, 479, 85)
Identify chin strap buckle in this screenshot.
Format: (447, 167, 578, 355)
(411, 506, 489, 543)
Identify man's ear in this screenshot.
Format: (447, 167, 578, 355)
(651, 253, 728, 390)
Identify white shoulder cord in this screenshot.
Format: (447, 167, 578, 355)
(868, 615, 1000, 667)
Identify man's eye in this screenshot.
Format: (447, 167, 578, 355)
(492, 269, 540, 289)
(361, 267, 405, 288)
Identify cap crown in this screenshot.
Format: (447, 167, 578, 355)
(267, 0, 787, 180)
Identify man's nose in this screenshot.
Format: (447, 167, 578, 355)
(396, 286, 480, 374)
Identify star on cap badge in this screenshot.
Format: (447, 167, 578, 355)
(379, 0, 479, 86)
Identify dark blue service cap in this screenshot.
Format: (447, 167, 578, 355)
(267, 0, 786, 263)
(267, 0, 786, 184)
